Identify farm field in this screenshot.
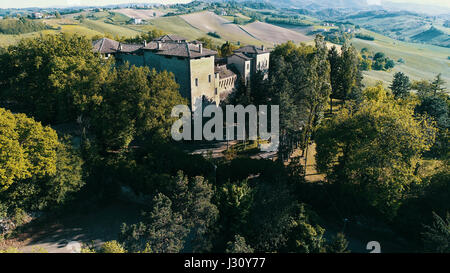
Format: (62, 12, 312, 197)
(80, 19, 140, 37)
(116, 8, 166, 19)
(180, 11, 262, 45)
(350, 29, 450, 89)
(242, 21, 311, 45)
(139, 15, 219, 42)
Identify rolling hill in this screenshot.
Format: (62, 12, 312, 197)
(180, 11, 262, 45)
(179, 11, 310, 45)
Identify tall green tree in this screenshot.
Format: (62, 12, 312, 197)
(0, 34, 109, 124)
(119, 193, 187, 253)
(390, 72, 411, 99)
(90, 65, 186, 152)
(0, 108, 84, 211)
(315, 86, 437, 217)
(328, 43, 359, 112)
(422, 212, 450, 253)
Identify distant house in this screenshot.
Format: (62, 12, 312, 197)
(229, 45, 270, 84)
(92, 36, 270, 110)
(31, 12, 43, 19)
(131, 18, 142, 24)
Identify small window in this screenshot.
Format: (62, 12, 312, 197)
(247, 63, 250, 70)
(215, 88, 218, 95)
(208, 74, 211, 83)
(195, 78, 198, 87)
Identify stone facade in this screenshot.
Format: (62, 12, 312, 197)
(92, 36, 270, 110)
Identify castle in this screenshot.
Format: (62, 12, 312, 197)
(92, 34, 270, 110)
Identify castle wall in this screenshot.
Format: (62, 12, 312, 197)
(227, 55, 251, 85)
(115, 53, 145, 67)
(190, 56, 216, 110)
(143, 51, 191, 99)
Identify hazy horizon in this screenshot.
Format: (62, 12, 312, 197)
(1, 0, 450, 9)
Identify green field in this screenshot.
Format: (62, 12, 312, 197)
(80, 19, 140, 37)
(138, 16, 209, 41)
(351, 29, 450, 89)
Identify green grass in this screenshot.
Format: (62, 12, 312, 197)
(351, 29, 450, 89)
(106, 12, 131, 24)
(80, 19, 140, 38)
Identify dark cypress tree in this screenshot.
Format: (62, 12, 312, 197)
(390, 72, 411, 99)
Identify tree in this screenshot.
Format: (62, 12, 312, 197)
(412, 80, 434, 98)
(284, 205, 327, 253)
(0, 108, 58, 191)
(119, 193, 187, 253)
(170, 173, 219, 252)
(0, 108, 84, 211)
(315, 88, 437, 217)
(327, 233, 350, 253)
(226, 235, 254, 253)
(0, 34, 110, 124)
(90, 65, 186, 152)
(216, 180, 253, 250)
(119, 172, 217, 253)
(431, 73, 447, 96)
(390, 72, 411, 99)
(100, 241, 126, 253)
(196, 37, 215, 50)
(266, 37, 331, 160)
(328, 43, 359, 112)
(219, 41, 238, 57)
(422, 212, 450, 253)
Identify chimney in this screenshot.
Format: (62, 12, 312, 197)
(261, 44, 265, 51)
(199, 44, 203, 54)
(157, 41, 161, 50)
(118, 43, 123, 51)
(143, 40, 147, 47)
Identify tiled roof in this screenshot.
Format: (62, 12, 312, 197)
(234, 45, 269, 54)
(93, 37, 217, 58)
(143, 41, 217, 58)
(215, 65, 237, 79)
(92, 38, 120, 54)
(118, 43, 144, 53)
(232, 52, 252, 61)
(154, 34, 188, 43)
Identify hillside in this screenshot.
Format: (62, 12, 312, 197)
(241, 21, 311, 44)
(0, 18, 51, 34)
(180, 11, 262, 45)
(337, 10, 450, 48)
(350, 29, 450, 89)
(411, 26, 450, 47)
(179, 11, 310, 45)
(116, 8, 166, 19)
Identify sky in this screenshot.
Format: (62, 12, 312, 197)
(0, 0, 191, 9)
(1, 0, 449, 9)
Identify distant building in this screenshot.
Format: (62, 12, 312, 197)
(31, 12, 43, 19)
(131, 18, 142, 24)
(229, 45, 270, 84)
(92, 35, 270, 110)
